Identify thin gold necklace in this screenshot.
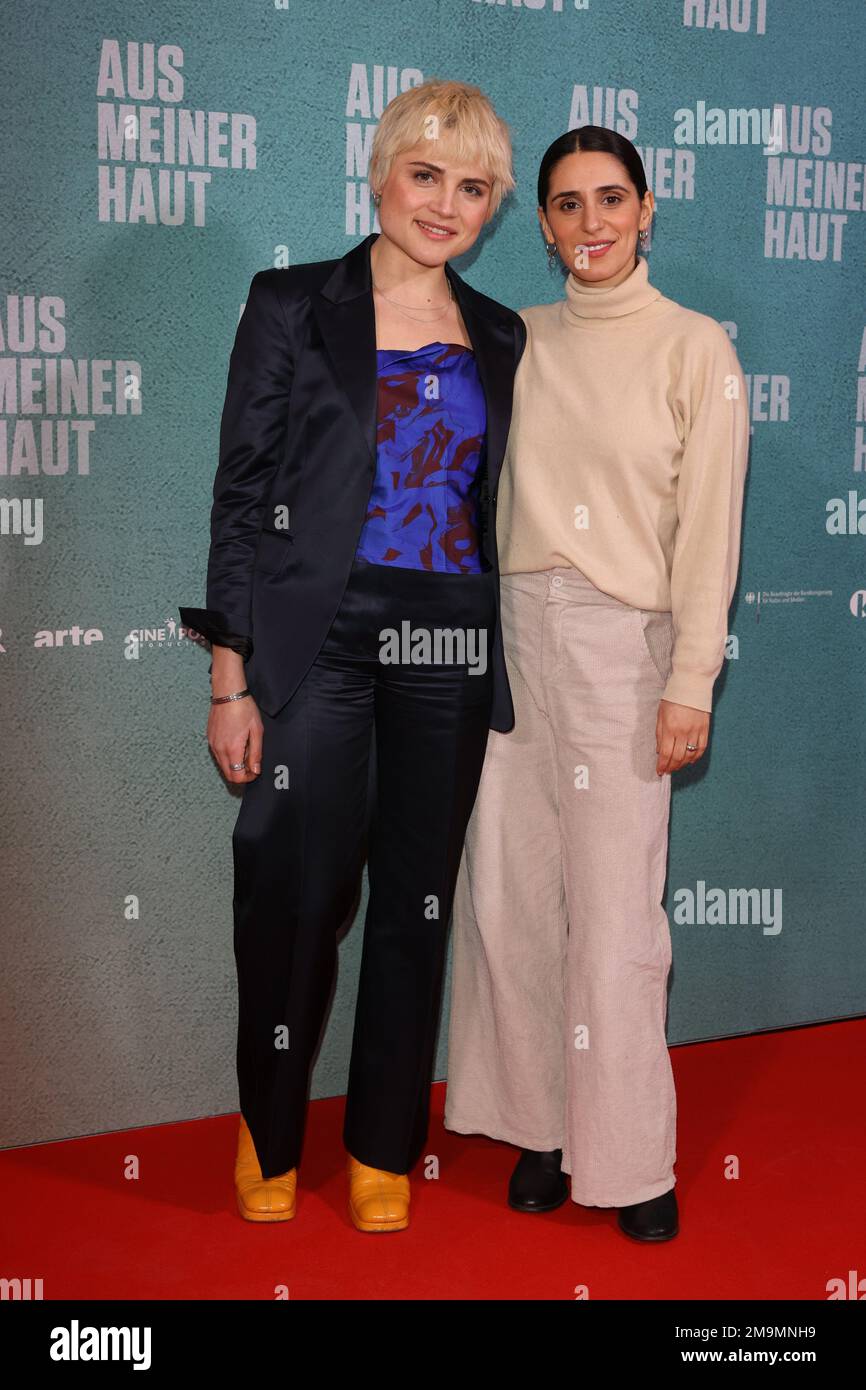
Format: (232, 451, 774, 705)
(372, 278, 453, 322)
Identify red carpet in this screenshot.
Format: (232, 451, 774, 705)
(2, 1018, 863, 1300)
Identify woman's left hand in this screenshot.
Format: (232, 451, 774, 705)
(655, 699, 709, 775)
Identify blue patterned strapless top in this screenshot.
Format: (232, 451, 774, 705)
(354, 341, 487, 573)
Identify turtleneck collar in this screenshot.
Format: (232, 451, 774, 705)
(562, 254, 662, 324)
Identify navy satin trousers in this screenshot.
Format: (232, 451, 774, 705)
(231, 557, 496, 1179)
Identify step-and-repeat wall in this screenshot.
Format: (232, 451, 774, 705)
(3, 0, 864, 1150)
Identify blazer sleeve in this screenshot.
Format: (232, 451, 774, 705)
(179, 269, 295, 660)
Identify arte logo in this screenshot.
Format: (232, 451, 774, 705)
(34, 626, 103, 648)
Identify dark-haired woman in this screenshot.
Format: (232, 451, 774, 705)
(444, 126, 750, 1241)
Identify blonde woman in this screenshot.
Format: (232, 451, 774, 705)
(444, 126, 750, 1242)
(180, 80, 525, 1232)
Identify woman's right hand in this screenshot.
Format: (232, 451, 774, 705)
(208, 645, 263, 783)
(208, 697, 264, 784)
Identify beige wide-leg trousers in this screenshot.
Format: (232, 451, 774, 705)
(444, 567, 677, 1208)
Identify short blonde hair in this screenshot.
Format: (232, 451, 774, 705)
(368, 78, 516, 222)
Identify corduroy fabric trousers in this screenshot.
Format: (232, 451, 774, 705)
(444, 566, 678, 1208)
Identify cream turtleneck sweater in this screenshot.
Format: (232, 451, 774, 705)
(496, 255, 750, 713)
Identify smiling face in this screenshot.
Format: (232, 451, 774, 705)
(374, 141, 493, 266)
(538, 148, 654, 287)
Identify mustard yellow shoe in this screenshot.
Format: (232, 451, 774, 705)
(347, 1153, 410, 1232)
(234, 1114, 297, 1222)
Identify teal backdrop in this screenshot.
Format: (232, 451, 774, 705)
(2, 0, 864, 1153)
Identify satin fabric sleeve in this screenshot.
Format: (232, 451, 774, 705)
(179, 269, 295, 660)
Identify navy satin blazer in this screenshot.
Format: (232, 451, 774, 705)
(179, 230, 526, 733)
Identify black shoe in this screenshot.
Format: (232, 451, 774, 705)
(617, 1186, 679, 1241)
(508, 1148, 569, 1213)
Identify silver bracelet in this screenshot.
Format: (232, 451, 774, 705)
(210, 688, 251, 705)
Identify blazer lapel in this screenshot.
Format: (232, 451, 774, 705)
(310, 231, 514, 492)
